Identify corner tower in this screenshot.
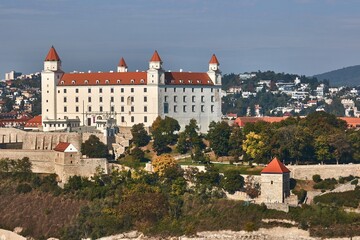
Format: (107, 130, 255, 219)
(117, 57, 128, 72)
(260, 157, 291, 203)
(42, 46, 63, 126)
(207, 54, 221, 85)
(147, 50, 165, 85)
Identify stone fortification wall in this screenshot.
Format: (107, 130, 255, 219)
(288, 164, 360, 180)
(0, 128, 82, 151)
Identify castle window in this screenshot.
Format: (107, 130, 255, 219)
(144, 88, 147, 92)
(111, 88, 114, 93)
(192, 105, 195, 112)
(131, 88, 134, 93)
(84, 80, 88, 84)
(100, 106, 103, 112)
(117, 79, 121, 84)
(192, 96, 195, 102)
(131, 79, 135, 84)
(201, 88, 204, 92)
(208, 80, 211, 84)
(197, 80, 201, 83)
(211, 96, 214, 102)
(183, 105, 187, 113)
(144, 116, 147, 122)
(201, 105, 204, 112)
(105, 80, 110, 84)
(165, 88, 167, 92)
(60, 81, 64, 85)
(76, 106, 79, 112)
(75, 97, 79, 102)
(75, 88, 79, 93)
(121, 88, 124, 93)
(144, 106, 147, 112)
(164, 103, 169, 113)
(64, 106, 67, 112)
(179, 80, 183, 83)
(131, 96, 134, 102)
(58, 90, 60, 93)
(174, 105, 177, 113)
(121, 106, 124, 112)
(99, 88, 102, 93)
(201, 96, 204, 102)
(64, 89, 67, 93)
(192, 88, 194, 92)
(183, 88, 185, 92)
(131, 106, 134, 112)
(211, 105, 214, 112)
(64, 97, 67, 102)
(96, 80, 100, 84)
(140, 79, 144, 83)
(121, 96, 124, 102)
(88, 88, 91, 93)
(111, 97, 114, 102)
(271, 181, 273, 185)
(111, 106, 114, 112)
(88, 97, 91, 102)
(174, 96, 177, 102)
(144, 96, 147, 102)
(88, 106, 92, 112)
(183, 96, 186, 102)
(121, 116, 125, 122)
(99, 97, 103, 102)
(174, 88, 176, 92)
(211, 88, 214, 92)
(131, 116, 134, 122)
(164, 96, 168, 102)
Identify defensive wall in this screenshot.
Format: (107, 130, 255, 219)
(287, 164, 360, 180)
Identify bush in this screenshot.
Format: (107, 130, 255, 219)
(293, 189, 307, 204)
(313, 174, 322, 183)
(313, 178, 338, 190)
(16, 183, 32, 193)
(351, 179, 358, 185)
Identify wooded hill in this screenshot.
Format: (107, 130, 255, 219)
(314, 65, 360, 87)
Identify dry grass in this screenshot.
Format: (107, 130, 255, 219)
(0, 183, 87, 239)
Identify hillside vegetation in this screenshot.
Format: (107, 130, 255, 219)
(314, 65, 360, 87)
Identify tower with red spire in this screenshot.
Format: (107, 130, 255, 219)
(117, 57, 128, 72)
(147, 50, 165, 85)
(42, 46, 64, 129)
(207, 54, 221, 85)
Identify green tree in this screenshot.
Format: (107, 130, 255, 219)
(131, 147, 145, 161)
(151, 116, 180, 154)
(81, 135, 108, 158)
(315, 135, 332, 164)
(228, 125, 244, 162)
(207, 121, 231, 157)
(131, 123, 150, 147)
(221, 170, 244, 194)
(329, 132, 352, 164)
(348, 130, 360, 162)
(176, 132, 189, 154)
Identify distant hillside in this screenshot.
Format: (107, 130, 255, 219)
(314, 65, 360, 87)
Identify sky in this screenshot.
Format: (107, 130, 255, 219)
(1, 0, 360, 78)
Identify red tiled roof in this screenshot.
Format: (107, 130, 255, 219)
(234, 116, 288, 127)
(58, 72, 147, 86)
(45, 46, 61, 61)
(25, 115, 42, 127)
(339, 117, 360, 128)
(165, 72, 213, 85)
(54, 142, 70, 152)
(57, 71, 214, 86)
(118, 57, 127, 67)
(209, 54, 220, 64)
(261, 157, 290, 174)
(150, 50, 162, 62)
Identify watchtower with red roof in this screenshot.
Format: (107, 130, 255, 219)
(207, 54, 221, 85)
(260, 157, 291, 203)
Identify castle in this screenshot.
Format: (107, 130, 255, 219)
(42, 46, 222, 133)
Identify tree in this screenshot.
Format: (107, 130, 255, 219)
(151, 116, 180, 154)
(176, 132, 189, 154)
(221, 170, 244, 194)
(152, 131, 171, 155)
(228, 125, 244, 162)
(207, 121, 231, 157)
(328, 132, 352, 164)
(81, 135, 108, 158)
(348, 130, 360, 162)
(315, 135, 332, 164)
(242, 132, 265, 163)
(131, 123, 150, 147)
(184, 119, 204, 150)
(152, 154, 178, 176)
(131, 147, 145, 161)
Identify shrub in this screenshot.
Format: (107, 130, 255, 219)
(313, 174, 322, 183)
(16, 183, 32, 193)
(313, 178, 337, 190)
(351, 179, 358, 185)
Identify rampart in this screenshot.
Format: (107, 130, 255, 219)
(287, 164, 360, 180)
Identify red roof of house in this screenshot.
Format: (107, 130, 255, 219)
(25, 115, 42, 127)
(45, 46, 61, 61)
(150, 50, 162, 62)
(57, 71, 214, 86)
(261, 157, 290, 174)
(58, 72, 147, 86)
(209, 54, 220, 64)
(54, 142, 70, 152)
(118, 57, 127, 67)
(164, 72, 213, 85)
(339, 117, 360, 128)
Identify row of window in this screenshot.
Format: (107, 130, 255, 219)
(63, 96, 147, 103)
(60, 87, 147, 94)
(164, 87, 219, 93)
(64, 105, 148, 113)
(164, 103, 215, 113)
(165, 95, 214, 103)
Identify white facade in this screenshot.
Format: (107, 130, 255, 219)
(41, 47, 222, 133)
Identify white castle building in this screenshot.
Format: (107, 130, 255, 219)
(41, 46, 222, 133)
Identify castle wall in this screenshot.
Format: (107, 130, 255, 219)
(287, 164, 360, 180)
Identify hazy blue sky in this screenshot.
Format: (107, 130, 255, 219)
(1, 0, 360, 78)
